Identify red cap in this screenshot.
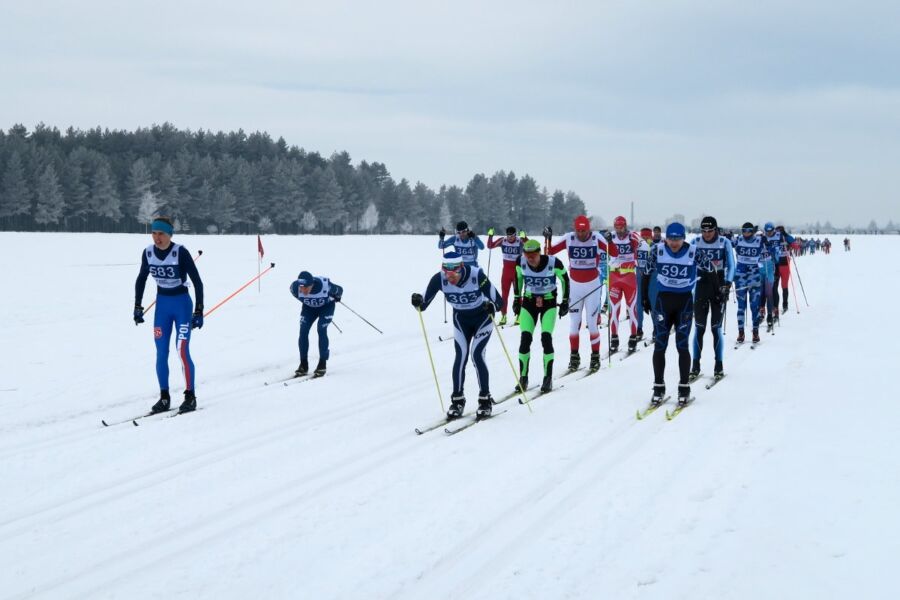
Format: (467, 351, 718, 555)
(640, 227, 652, 237)
(573, 215, 590, 231)
(614, 216, 627, 229)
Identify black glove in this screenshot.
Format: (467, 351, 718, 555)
(483, 301, 496, 316)
(718, 283, 731, 304)
(602, 230, 613, 242)
(543, 226, 552, 238)
(133, 305, 144, 325)
(411, 293, 423, 308)
(191, 309, 204, 329)
(512, 297, 521, 316)
(642, 297, 651, 314)
(331, 294, 342, 303)
(439, 228, 446, 240)
(558, 300, 569, 317)
(468, 228, 476, 237)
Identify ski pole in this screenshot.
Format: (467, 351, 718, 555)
(332, 320, 343, 334)
(339, 301, 383, 334)
(490, 313, 532, 412)
(487, 233, 493, 279)
(141, 250, 203, 317)
(417, 307, 444, 413)
(790, 254, 809, 307)
(441, 244, 448, 324)
(788, 265, 800, 315)
(204, 263, 275, 318)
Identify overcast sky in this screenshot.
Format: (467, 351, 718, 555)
(2, 0, 898, 227)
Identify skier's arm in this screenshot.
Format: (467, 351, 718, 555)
(554, 257, 570, 302)
(180, 248, 204, 310)
(134, 251, 150, 306)
(438, 235, 456, 250)
(473, 236, 485, 250)
(514, 264, 524, 297)
(419, 272, 443, 311)
(329, 282, 344, 301)
(723, 238, 736, 283)
(478, 268, 503, 307)
(547, 239, 567, 255)
(487, 236, 503, 249)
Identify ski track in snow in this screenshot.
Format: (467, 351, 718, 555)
(0, 233, 896, 599)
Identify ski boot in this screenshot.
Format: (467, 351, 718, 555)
(498, 314, 508, 326)
(515, 376, 528, 394)
(476, 393, 493, 418)
(295, 361, 309, 377)
(589, 351, 601, 371)
(314, 359, 327, 377)
(713, 360, 724, 380)
(609, 335, 620, 354)
(636, 328, 644, 341)
(627, 335, 638, 353)
(773, 308, 780, 325)
(651, 384, 666, 407)
(179, 390, 197, 413)
(736, 329, 745, 344)
(766, 321, 774, 333)
(447, 394, 465, 419)
(782, 300, 788, 313)
(150, 390, 171, 414)
(688, 359, 701, 383)
(677, 384, 691, 407)
(568, 352, 580, 371)
(540, 374, 553, 393)
(752, 329, 760, 343)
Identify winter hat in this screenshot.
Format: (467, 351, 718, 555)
(666, 222, 686, 239)
(456, 221, 469, 233)
(614, 216, 627, 229)
(297, 271, 314, 286)
(700, 216, 718, 231)
(640, 227, 653, 238)
(742, 221, 755, 231)
(506, 226, 517, 235)
(442, 252, 464, 267)
(573, 215, 590, 231)
(523, 239, 542, 253)
(764, 222, 775, 232)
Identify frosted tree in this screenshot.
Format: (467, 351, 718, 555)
(90, 159, 121, 228)
(211, 186, 237, 232)
(0, 151, 31, 227)
(34, 164, 65, 227)
(301, 210, 318, 232)
(360, 202, 379, 232)
(136, 191, 160, 231)
(126, 158, 155, 223)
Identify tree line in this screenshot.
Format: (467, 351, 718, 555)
(0, 123, 586, 235)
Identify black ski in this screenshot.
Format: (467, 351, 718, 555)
(705, 374, 726, 390)
(494, 384, 538, 406)
(518, 383, 565, 404)
(444, 409, 508, 435)
(133, 407, 202, 426)
(687, 371, 703, 384)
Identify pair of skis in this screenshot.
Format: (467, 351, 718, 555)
(101, 406, 201, 427)
(414, 408, 508, 436)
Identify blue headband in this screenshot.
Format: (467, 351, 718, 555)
(151, 220, 174, 235)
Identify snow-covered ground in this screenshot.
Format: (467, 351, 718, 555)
(0, 233, 896, 600)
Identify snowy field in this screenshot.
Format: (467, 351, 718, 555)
(0, 232, 897, 600)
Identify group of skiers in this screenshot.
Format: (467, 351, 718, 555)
(416, 216, 814, 420)
(132, 213, 817, 420)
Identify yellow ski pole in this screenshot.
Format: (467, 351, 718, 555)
(417, 307, 444, 413)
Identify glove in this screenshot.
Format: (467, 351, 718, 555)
(330, 293, 342, 303)
(542, 226, 552, 238)
(512, 297, 521, 316)
(468, 229, 476, 237)
(191, 309, 204, 329)
(558, 300, 569, 317)
(718, 283, 731, 304)
(483, 301, 496, 316)
(519, 230, 526, 238)
(487, 227, 494, 236)
(642, 297, 651, 314)
(411, 292, 423, 308)
(133, 305, 144, 325)
(439, 228, 446, 240)
(602, 230, 613, 242)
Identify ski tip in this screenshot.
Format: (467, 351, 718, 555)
(101, 420, 110, 427)
(635, 410, 643, 421)
(132, 420, 140, 427)
(665, 411, 674, 421)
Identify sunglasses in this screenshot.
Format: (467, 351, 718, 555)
(701, 227, 716, 233)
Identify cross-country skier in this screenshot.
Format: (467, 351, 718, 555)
(438, 220, 484, 266)
(547, 215, 608, 372)
(487, 225, 527, 325)
(513, 239, 570, 393)
(689, 216, 735, 381)
(605, 216, 642, 353)
(652, 226, 663, 244)
(134, 216, 204, 414)
(762, 222, 796, 316)
(290, 271, 343, 377)
(411, 252, 503, 419)
(732, 222, 767, 344)
(642, 222, 701, 407)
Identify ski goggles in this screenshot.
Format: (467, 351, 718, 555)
(700, 226, 717, 233)
(742, 227, 755, 233)
(442, 262, 463, 274)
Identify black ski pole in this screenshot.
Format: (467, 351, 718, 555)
(790, 255, 810, 307)
(339, 301, 384, 334)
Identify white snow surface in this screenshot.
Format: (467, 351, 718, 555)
(0, 233, 897, 599)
